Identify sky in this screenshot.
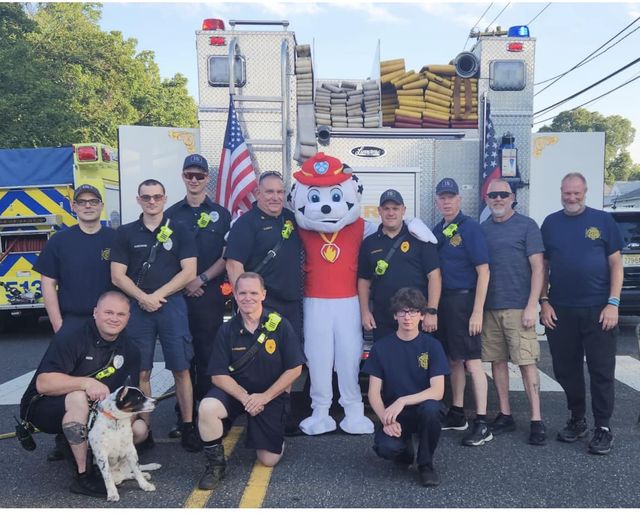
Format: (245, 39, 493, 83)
(99, 1, 640, 162)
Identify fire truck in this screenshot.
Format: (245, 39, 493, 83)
(0, 144, 119, 328)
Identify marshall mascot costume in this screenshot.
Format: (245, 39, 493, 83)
(289, 152, 436, 436)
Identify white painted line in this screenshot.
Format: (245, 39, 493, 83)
(0, 362, 174, 406)
(614, 355, 640, 392)
(482, 362, 563, 392)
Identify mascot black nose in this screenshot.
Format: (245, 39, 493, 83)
(321, 205, 331, 214)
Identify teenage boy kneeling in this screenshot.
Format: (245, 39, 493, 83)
(362, 287, 449, 487)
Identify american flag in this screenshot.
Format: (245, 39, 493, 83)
(215, 98, 257, 216)
(479, 101, 501, 222)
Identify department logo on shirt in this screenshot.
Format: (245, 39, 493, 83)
(101, 248, 111, 261)
(585, 227, 601, 240)
(418, 352, 429, 370)
(449, 234, 462, 247)
(265, 339, 276, 354)
(401, 241, 410, 253)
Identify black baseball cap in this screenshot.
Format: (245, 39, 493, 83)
(73, 184, 102, 201)
(379, 189, 404, 206)
(182, 153, 209, 174)
(436, 177, 459, 195)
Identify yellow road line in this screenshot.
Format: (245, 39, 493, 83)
(183, 426, 243, 508)
(238, 461, 274, 508)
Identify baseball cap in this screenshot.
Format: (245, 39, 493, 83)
(182, 154, 209, 174)
(436, 177, 459, 195)
(73, 184, 102, 201)
(379, 189, 404, 206)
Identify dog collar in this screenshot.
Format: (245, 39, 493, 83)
(98, 406, 118, 421)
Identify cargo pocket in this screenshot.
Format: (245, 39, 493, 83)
(517, 330, 539, 364)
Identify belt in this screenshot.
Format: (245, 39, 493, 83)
(442, 289, 474, 295)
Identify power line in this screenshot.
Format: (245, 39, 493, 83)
(533, 72, 640, 125)
(485, 2, 511, 30)
(534, 56, 640, 117)
(526, 3, 551, 26)
(463, 2, 493, 50)
(534, 15, 640, 91)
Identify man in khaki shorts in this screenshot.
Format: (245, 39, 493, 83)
(480, 180, 546, 445)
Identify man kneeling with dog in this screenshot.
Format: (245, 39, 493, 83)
(197, 272, 305, 489)
(19, 291, 146, 498)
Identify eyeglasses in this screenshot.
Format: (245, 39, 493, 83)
(487, 191, 511, 199)
(183, 172, 207, 181)
(139, 194, 165, 203)
(396, 309, 421, 318)
(74, 198, 101, 207)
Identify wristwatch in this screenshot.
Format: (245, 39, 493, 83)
(425, 307, 438, 315)
(199, 273, 209, 285)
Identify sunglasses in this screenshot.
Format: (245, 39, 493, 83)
(139, 194, 165, 203)
(487, 191, 511, 199)
(74, 198, 101, 207)
(183, 172, 207, 181)
(259, 170, 283, 180)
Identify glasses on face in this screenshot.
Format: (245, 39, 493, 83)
(183, 172, 207, 181)
(396, 309, 421, 318)
(139, 194, 165, 203)
(487, 191, 511, 200)
(75, 198, 101, 207)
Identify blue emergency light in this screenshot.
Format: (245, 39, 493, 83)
(508, 25, 530, 37)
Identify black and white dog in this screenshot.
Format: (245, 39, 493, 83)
(88, 383, 160, 502)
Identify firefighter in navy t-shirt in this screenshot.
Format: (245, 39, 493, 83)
(362, 287, 449, 487)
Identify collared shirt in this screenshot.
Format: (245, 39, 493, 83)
(224, 204, 302, 301)
(433, 211, 489, 290)
(165, 196, 231, 278)
(110, 214, 197, 294)
(34, 225, 115, 316)
(20, 320, 141, 416)
(208, 309, 306, 393)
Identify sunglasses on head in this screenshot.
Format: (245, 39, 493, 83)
(487, 191, 511, 199)
(183, 172, 207, 181)
(259, 170, 283, 180)
(139, 194, 165, 203)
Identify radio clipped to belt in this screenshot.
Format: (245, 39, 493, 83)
(228, 312, 282, 373)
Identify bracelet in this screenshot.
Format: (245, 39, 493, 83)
(199, 273, 209, 285)
(539, 297, 549, 304)
(607, 297, 620, 307)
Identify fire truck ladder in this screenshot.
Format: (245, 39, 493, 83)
(228, 20, 292, 179)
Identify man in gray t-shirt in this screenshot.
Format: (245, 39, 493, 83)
(480, 179, 546, 446)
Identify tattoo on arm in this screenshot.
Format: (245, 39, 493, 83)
(62, 422, 88, 445)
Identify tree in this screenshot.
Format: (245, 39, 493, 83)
(538, 108, 637, 185)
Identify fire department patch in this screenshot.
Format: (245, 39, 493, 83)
(585, 227, 601, 240)
(450, 234, 462, 247)
(101, 248, 111, 261)
(418, 352, 429, 370)
(265, 339, 276, 354)
(400, 241, 410, 253)
(113, 355, 124, 369)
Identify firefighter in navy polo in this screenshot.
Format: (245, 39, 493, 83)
(165, 154, 231, 438)
(358, 189, 441, 342)
(196, 272, 305, 489)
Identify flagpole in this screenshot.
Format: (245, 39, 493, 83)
(481, 93, 488, 207)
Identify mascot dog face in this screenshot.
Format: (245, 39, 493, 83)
(88, 381, 159, 502)
(289, 153, 363, 233)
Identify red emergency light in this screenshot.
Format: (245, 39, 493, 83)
(202, 18, 225, 31)
(507, 42, 524, 52)
(209, 36, 226, 46)
(76, 145, 98, 162)
(101, 147, 111, 162)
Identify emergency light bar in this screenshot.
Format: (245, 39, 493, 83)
(202, 19, 225, 30)
(76, 145, 98, 162)
(0, 215, 62, 227)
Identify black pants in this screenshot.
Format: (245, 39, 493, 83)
(185, 284, 226, 403)
(373, 399, 442, 468)
(546, 305, 617, 428)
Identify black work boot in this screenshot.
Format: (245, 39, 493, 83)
(198, 444, 227, 490)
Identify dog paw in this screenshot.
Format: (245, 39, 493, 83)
(107, 492, 120, 502)
(141, 482, 156, 492)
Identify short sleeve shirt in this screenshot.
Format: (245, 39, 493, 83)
(433, 212, 489, 290)
(34, 225, 115, 316)
(20, 320, 141, 416)
(541, 206, 623, 307)
(481, 212, 545, 309)
(110, 215, 197, 294)
(165, 196, 231, 280)
(224, 205, 302, 301)
(362, 332, 449, 405)
(358, 223, 439, 306)
(208, 309, 306, 393)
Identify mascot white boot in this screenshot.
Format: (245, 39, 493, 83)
(290, 153, 373, 435)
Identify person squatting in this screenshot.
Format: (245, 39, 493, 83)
(19, 152, 624, 495)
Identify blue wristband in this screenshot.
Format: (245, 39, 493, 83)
(607, 297, 620, 307)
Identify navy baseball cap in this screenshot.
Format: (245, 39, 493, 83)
(379, 189, 404, 206)
(436, 177, 459, 195)
(73, 184, 102, 201)
(182, 154, 209, 174)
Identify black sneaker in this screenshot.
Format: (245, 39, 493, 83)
(490, 412, 516, 435)
(528, 421, 547, 446)
(441, 409, 468, 431)
(462, 420, 494, 446)
(588, 427, 613, 455)
(168, 422, 183, 439)
(557, 417, 588, 443)
(418, 465, 441, 487)
(181, 423, 203, 452)
(135, 430, 155, 454)
(70, 471, 107, 499)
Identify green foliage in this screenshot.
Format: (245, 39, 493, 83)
(0, 3, 197, 148)
(538, 108, 637, 185)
